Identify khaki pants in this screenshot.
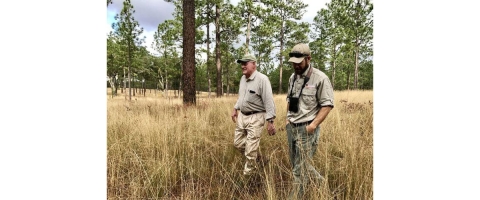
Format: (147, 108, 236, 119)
(234, 112, 265, 175)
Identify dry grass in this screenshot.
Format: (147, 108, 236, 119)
(107, 89, 373, 200)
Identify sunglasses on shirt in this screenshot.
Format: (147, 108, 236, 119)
(289, 52, 309, 58)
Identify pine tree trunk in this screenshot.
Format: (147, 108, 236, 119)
(332, 60, 336, 89)
(108, 76, 116, 98)
(128, 43, 132, 101)
(278, 19, 285, 94)
(215, 4, 222, 97)
(226, 62, 230, 96)
(245, 12, 251, 54)
(122, 68, 126, 95)
(165, 68, 168, 97)
(182, 0, 195, 105)
(354, 39, 359, 89)
(207, 21, 211, 98)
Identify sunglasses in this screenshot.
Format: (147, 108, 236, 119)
(289, 52, 309, 58)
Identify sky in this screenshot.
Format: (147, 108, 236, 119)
(106, 0, 329, 55)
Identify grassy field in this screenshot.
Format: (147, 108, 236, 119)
(107, 89, 373, 199)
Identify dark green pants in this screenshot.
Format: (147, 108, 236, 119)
(286, 123, 324, 199)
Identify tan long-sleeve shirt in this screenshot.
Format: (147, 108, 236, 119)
(234, 70, 276, 120)
(286, 65, 334, 123)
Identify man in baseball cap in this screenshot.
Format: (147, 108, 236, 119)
(288, 43, 312, 75)
(236, 53, 257, 63)
(232, 52, 276, 177)
(285, 43, 335, 199)
(288, 43, 311, 64)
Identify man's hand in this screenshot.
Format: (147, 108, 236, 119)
(267, 122, 276, 136)
(231, 109, 238, 123)
(306, 124, 315, 134)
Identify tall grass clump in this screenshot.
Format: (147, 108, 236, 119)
(107, 90, 373, 199)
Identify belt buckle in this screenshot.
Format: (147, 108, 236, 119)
(291, 120, 311, 127)
(242, 111, 253, 115)
(293, 122, 302, 127)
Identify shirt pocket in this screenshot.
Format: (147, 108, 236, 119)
(301, 88, 317, 108)
(246, 89, 262, 104)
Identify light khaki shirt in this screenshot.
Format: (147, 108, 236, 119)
(286, 65, 334, 123)
(234, 70, 276, 120)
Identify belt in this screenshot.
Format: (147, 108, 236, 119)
(241, 110, 265, 116)
(289, 120, 313, 127)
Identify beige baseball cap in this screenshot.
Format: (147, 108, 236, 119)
(288, 43, 311, 63)
(237, 54, 257, 63)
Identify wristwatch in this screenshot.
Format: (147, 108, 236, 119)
(267, 119, 274, 123)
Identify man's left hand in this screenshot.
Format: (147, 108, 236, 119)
(267, 122, 276, 136)
(306, 124, 315, 134)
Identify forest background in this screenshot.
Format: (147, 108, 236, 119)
(106, 0, 373, 101)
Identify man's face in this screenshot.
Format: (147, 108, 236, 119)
(292, 56, 310, 75)
(241, 61, 256, 77)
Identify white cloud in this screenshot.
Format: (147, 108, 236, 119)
(106, 21, 113, 36)
(107, 0, 174, 55)
(302, 0, 329, 23)
(141, 30, 157, 55)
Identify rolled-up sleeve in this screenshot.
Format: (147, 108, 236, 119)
(317, 77, 334, 108)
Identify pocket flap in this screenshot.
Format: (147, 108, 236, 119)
(301, 88, 316, 95)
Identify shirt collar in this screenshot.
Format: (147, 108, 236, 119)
(301, 65, 311, 77)
(246, 70, 258, 81)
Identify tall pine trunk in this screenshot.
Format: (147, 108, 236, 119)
(182, 0, 196, 105)
(354, 38, 359, 89)
(207, 22, 211, 98)
(128, 41, 132, 101)
(123, 68, 126, 97)
(245, 12, 251, 54)
(215, 4, 222, 97)
(109, 76, 116, 99)
(164, 50, 169, 97)
(332, 59, 336, 89)
(278, 19, 285, 94)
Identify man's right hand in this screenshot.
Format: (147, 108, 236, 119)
(231, 109, 238, 123)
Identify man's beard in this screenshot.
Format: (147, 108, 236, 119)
(295, 64, 309, 75)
